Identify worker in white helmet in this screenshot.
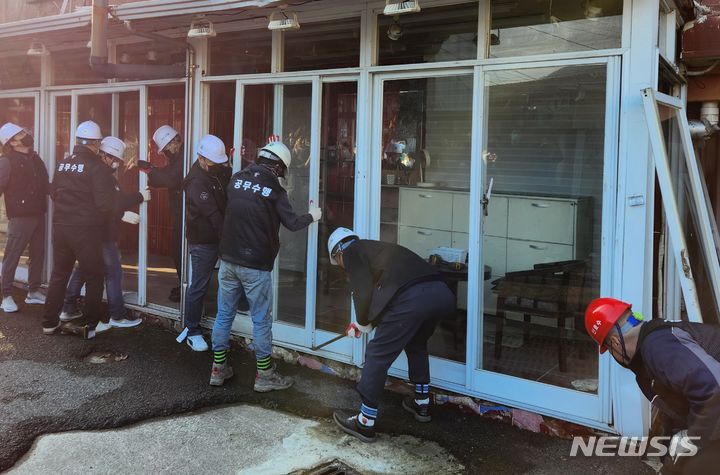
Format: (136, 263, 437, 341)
(209, 140, 321, 389)
(175, 134, 231, 352)
(42, 121, 117, 339)
(0, 122, 49, 314)
(137, 124, 184, 302)
(60, 136, 151, 332)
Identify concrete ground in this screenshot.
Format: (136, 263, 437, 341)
(0, 288, 653, 474)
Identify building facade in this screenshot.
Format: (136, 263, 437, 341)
(0, 0, 708, 438)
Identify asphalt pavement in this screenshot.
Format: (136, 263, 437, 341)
(0, 288, 654, 474)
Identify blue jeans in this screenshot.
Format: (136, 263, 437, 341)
(183, 243, 219, 336)
(212, 260, 270, 359)
(63, 241, 124, 321)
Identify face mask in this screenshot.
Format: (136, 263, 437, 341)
(19, 135, 34, 148)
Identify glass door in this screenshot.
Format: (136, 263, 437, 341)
(0, 93, 41, 282)
(227, 77, 357, 360)
(470, 59, 618, 425)
(371, 71, 475, 387)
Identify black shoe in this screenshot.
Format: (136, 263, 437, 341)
(333, 411, 376, 443)
(402, 396, 432, 422)
(168, 286, 181, 302)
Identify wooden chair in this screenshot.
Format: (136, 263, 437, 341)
(491, 259, 588, 373)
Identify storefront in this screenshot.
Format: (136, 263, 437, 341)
(1, 0, 705, 437)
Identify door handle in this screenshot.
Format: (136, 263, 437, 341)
(482, 177, 494, 217)
(419, 194, 433, 199)
(417, 230, 432, 236)
(529, 244, 548, 250)
(531, 203, 550, 208)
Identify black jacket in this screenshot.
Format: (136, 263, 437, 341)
(147, 147, 184, 227)
(0, 149, 49, 218)
(220, 164, 312, 271)
(51, 145, 116, 228)
(183, 161, 230, 245)
(630, 319, 720, 448)
(342, 240, 443, 326)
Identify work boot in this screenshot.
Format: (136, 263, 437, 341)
(402, 396, 432, 422)
(253, 365, 293, 392)
(2, 296, 18, 313)
(25, 291, 46, 305)
(209, 363, 234, 386)
(333, 411, 376, 443)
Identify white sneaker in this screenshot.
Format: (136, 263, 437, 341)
(95, 321, 113, 333)
(59, 310, 83, 322)
(110, 317, 143, 328)
(187, 334, 209, 352)
(2, 296, 18, 313)
(25, 291, 46, 304)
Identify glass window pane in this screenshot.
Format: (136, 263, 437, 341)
(284, 18, 361, 72)
(241, 84, 274, 170)
(0, 56, 40, 90)
(277, 83, 312, 327)
(209, 29, 272, 76)
(490, 0, 623, 58)
(209, 82, 236, 164)
(378, 3, 478, 66)
(52, 49, 106, 86)
(316, 82, 357, 334)
(481, 65, 606, 392)
(115, 41, 186, 80)
(379, 75, 473, 362)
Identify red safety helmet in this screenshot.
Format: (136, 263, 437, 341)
(584, 298, 632, 353)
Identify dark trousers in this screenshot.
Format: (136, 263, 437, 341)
(183, 243, 218, 336)
(171, 215, 182, 282)
(43, 225, 104, 328)
(357, 280, 456, 409)
(1, 215, 46, 297)
(668, 440, 720, 474)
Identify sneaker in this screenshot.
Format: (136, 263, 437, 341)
(402, 396, 432, 423)
(110, 316, 143, 328)
(254, 365, 294, 392)
(186, 334, 209, 352)
(168, 286, 181, 302)
(209, 362, 234, 386)
(59, 310, 83, 322)
(332, 411, 376, 443)
(61, 321, 96, 340)
(2, 296, 18, 313)
(42, 321, 61, 335)
(25, 291, 46, 305)
(95, 321, 113, 334)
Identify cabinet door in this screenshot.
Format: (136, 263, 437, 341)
(506, 239, 573, 273)
(485, 196, 508, 238)
(452, 193, 469, 233)
(399, 188, 453, 230)
(507, 198, 575, 245)
(398, 225, 452, 258)
(483, 235, 507, 277)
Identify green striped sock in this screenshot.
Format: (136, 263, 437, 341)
(256, 355, 272, 371)
(214, 350, 228, 365)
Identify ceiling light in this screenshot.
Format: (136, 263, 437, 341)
(27, 40, 49, 56)
(188, 16, 217, 38)
(268, 11, 300, 31)
(387, 19, 403, 41)
(383, 0, 421, 16)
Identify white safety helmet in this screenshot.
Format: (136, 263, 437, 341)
(258, 141, 291, 169)
(384, 140, 406, 154)
(76, 120, 103, 140)
(153, 125, 179, 152)
(197, 134, 228, 164)
(0, 122, 24, 146)
(327, 227, 359, 266)
(100, 136, 127, 162)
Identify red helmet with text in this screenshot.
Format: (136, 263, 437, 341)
(584, 297, 632, 353)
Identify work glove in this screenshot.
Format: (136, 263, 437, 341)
(353, 322, 374, 334)
(309, 204, 322, 222)
(670, 430, 699, 465)
(140, 187, 151, 202)
(121, 211, 141, 225)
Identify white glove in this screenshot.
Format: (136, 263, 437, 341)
(121, 211, 141, 225)
(354, 322, 373, 334)
(670, 430, 699, 463)
(140, 187, 151, 202)
(309, 205, 322, 222)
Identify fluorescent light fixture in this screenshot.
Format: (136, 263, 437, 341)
(268, 11, 300, 31)
(383, 0, 421, 16)
(27, 40, 49, 56)
(188, 16, 217, 38)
